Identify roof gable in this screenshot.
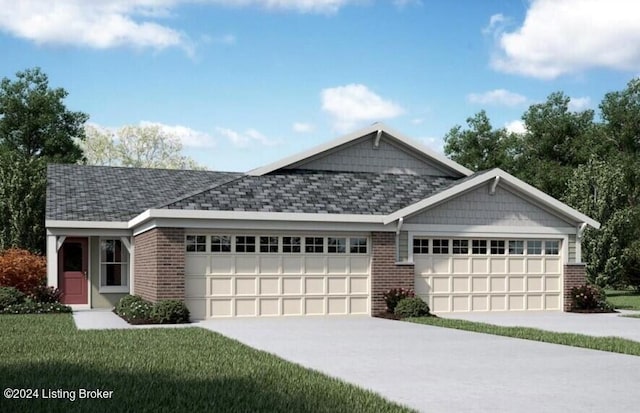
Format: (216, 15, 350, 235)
(247, 123, 472, 177)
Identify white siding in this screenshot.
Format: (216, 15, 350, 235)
(568, 234, 576, 263)
(287, 134, 458, 177)
(406, 183, 573, 227)
(399, 231, 409, 261)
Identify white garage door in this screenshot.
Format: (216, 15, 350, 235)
(413, 238, 563, 312)
(184, 234, 370, 318)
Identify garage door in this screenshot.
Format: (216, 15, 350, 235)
(413, 238, 562, 312)
(185, 234, 370, 318)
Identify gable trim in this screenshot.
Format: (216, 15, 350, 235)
(383, 168, 600, 229)
(246, 123, 473, 177)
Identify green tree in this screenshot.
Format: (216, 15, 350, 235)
(443, 110, 518, 172)
(0, 68, 87, 253)
(81, 124, 204, 170)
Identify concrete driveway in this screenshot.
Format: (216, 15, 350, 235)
(438, 310, 640, 342)
(199, 316, 640, 413)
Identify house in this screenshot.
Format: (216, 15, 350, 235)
(45, 123, 599, 318)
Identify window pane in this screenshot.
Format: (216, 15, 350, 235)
(260, 236, 279, 253)
(527, 240, 542, 255)
(328, 237, 346, 253)
(490, 240, 505, 255)
(305, 237, 324, 253)
(413, 238, 429, 254)
(185, 235, 206, 253)
(282, 237, 301, 253)
(453, 239, 468, 254)
(545, 240, 560, 255)
(349, 238, 367, 254)
(433, 239, 449, 254)
(508, 240, 524, 255)
(63, 242, 83, 271)
(236, 236, 256, 253)
(472, 240, 487, 254)
(211, 236, 231, 252)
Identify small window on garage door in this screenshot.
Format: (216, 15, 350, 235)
(413, 238, 429, 254)
(211, 236, 231, 252)
(236, 236, 256, 253)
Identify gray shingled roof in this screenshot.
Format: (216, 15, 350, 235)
(46, 164, 241, 221)
(163, 170, 458, 215)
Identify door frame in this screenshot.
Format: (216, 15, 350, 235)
(58, 237, 91, 309)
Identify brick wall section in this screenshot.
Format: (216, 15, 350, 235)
(563, 264, 587, 312)
(370, 232, 415, 315)
(133, 227, 185, 302)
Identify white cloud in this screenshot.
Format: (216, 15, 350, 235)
(216, 127, 281, 148)
(419, 136, 443, 154)
(482, 13, 507, 35)
(568, 96, 591, 112)
(490, 0, 640, 79)
(139, 121, 217, 147)
(292, 122, 314, 133)
(467, 89, 527, 107)
(321, 84, 404, 132)
(504, 119, 527, 135)
(201, 33, 236, 45)
(0, 0, 357, 52)
(411, 118, 424, 125)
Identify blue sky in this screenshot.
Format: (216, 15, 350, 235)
(1, 0, 638, 171)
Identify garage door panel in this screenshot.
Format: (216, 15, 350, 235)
(236, 278, 257, 295)
(508, 295, 525, 310)
(210, 278, 232, 295)
(305, 277, 325, 294)
(452, 296, 469, 312)
(186, 299, 206, 319)
(350, 277, 368, 294)
(432, 258, 450, 273)
(328, 277, 347, 294)
(235, 299, 257, 316)
(328, 297, 347, 314)
(471, 277, 488, 292)
(490, 258, 506, 274)
(350, 297, 368, 314)
(186, 256, 208, 276)
(527, 277, 543, 292)
(527, 258, 543, 273)
(490, 277, 506, 292)
(471, 295, 488, 311)
(527, 295, 543, 310)
(235, 256, 257, 274)
(305, 297, 325, 315)
(452, 258, 469, 273)
(283, 298, 302, 315)
(259, 298, 279, 316)
(509, 258, 525, 274)
(452, 277, 470, 293)
(508, 277, 525, 292)
(546, 259, 561, 274)
(432, 296, 450, 312)
(414, 277, 431, 295)
(327, 257, 348, 274)
(471, 258, 488, 273)
(545, 295, 560, 310)
(349, 257, 369, 274)
(282, 257, 303, 274)
(283, 277, 302, 294)
(414, 257, 431, 275)
(490, 295, 506, 311)
(211, 299, 232, 317)
(259, 277, 279, 295)
(186, 277, 206, 297)
(432, 277, 450, 293)
(211, 256, 233, 274)
(259, 256, 280, 274)
(546, 276, 560, 291)
(305, 257, 326, 274)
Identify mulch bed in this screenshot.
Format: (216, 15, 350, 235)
(569, 308, 617, 314)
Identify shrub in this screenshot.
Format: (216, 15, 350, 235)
(151, 300, 190, 324)
(115, 295, 152, 322)
(383, 288, 415, 312)
(29, 285, 63, 303)
(394, 297, 430, 318)
(0, 248, 46, 295)
(0, 286, 25, 309)
(0, 301, 71, 314)
(571, 284, 613, 311)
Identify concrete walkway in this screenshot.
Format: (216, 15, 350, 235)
(437, 310, 640, 342)
(72, 309, 192, 330)
(200, 316, 640, 413)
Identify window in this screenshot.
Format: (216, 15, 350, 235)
(100, 238, 129, 291)
(413, 238, 429, 254)
(508, 240, 524, 255)
(527, 240, 542, 255)
(490, 240, 505, 255)
(432, 239, 449, 254)
(186, 235, 206, 252)
(472, 240, 487, 255)
(305, 237, 324, 253)
(236, 236, 255, 253)
(328, 237, 346, 253)
(260, 236, 278, 253)
(545, 240, 560, 255)
(211, 236, 231, 252)
(282, 237, 301, 253)
(350, 237, 368, 254)
(452, 239, 468, 254)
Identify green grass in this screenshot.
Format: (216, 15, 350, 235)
(606, 289, 640, 310)
(0, 314, 413, 413)
(407, 316, 640, 356)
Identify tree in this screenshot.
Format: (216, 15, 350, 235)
(81, 124, 204, 170)
(443, 110, 519, 172)
(0, 68, 87, 253)
(0, 67, 88, 163)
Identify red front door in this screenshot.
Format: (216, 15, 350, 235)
(59, 238, 88, 305)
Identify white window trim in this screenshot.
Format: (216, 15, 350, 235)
(99, 237, 130, 293)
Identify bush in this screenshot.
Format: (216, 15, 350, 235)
(0, 301, 71, 314)
(0, 248, 46, 295)
(383, 288, 415, 313)
(115, 295, 152, 322)
(0, 286, 25, 309)
(151, 300, 190, 324)
(394, 297, 430, 318)
(29, 285, 62, 303)
(571, 284, 613, 311)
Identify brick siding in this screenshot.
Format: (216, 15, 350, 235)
(370, 232, 415, 315)
(563, 263, 587, 312)
(133, 227, 185, 302)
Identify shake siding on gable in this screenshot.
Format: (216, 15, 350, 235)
(285, 135, 459, 177)
(405, 184, 572, 228)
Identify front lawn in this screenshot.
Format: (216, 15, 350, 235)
(0, 314, 412, 413)
(606, 289, 640, 310)
(407, 316, 640, 357)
